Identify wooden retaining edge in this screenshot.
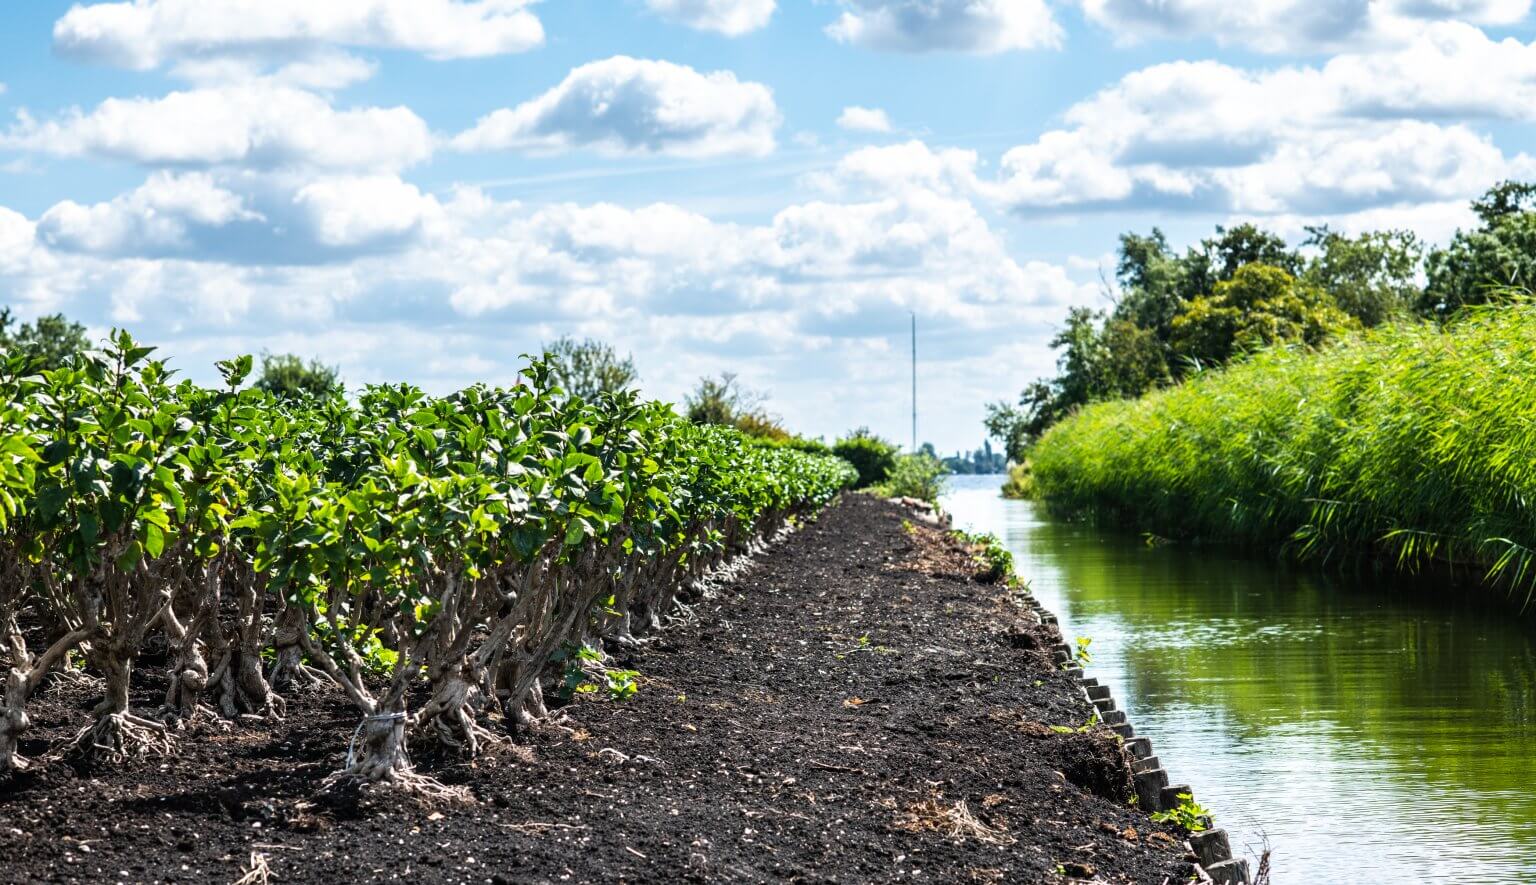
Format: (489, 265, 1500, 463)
(1027, 592, 1252, 885)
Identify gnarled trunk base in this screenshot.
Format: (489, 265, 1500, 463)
(161, 646, 210, 724)
(416, 673, 498, 757)
(269, 607, 326, 693)
(0, 695, 30, 771)
(69, 653, 174, 764)
(211, 648, 284, 721)
(323, 711, 469, 801)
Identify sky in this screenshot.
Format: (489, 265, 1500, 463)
(2, 1, 1534, 454)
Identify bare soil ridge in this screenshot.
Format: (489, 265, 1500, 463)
(1, 494, 1190, 884)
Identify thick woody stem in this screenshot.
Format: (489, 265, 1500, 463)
(1, 624, 96, 771)
(268, 603, 325, 692)
(210, 571, 283, 720)
(69, 648, 174, 764)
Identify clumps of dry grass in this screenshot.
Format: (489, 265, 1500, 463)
(232, 852, 272, 885)
(888, 796, 1016, 846)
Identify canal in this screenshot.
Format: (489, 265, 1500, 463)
(941, 475, 1536, 884)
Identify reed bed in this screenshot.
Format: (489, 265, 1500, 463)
(1031, 304, 1536, 608)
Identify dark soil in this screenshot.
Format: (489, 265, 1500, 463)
(1, 494, 1193, 884)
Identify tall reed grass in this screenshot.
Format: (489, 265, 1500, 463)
(1031, 303, 1536, 609)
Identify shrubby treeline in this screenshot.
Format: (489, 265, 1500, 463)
(987, 182, 1536, 460)
(0, 332, 854, 790)
(1030, 303, 1536, 609)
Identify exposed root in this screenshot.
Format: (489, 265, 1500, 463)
(66, 711, 176, 765)
(269, 653, 328, 693)
(603, 626, 642, 652)
(505, 684, 575, 737)
(510, 706, 576, 738)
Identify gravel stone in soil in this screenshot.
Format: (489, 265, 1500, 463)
(0, 493, 1193, 884)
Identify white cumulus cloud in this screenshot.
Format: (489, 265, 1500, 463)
(37, 172, 262, 257)
(2, 84, 433, 172)
(993, 29, 1536, 216)
(825, 141, 984, 197)
(827, 0, 1062, 53)
(1078, 0, 1532, 53)
(36, 171, 442, 263)
(292, 176, 442, 248)
(837, 106, 894, 133)
(451, 56, 780, 157)
(53, 0, 545, 70)
(0, 139, 1104, 448)
(644, 0, 776, 35)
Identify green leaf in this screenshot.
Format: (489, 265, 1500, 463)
(116, 539, 144, 572)
(143, 520, 167, 558)
(79, 511, 100, 547)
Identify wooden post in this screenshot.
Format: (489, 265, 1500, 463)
(1206, 858, 1250, 884)
(1160, 783, 1193, 811)
(1133, 767, 1168, 811)
(1190, 828, 1233, 867)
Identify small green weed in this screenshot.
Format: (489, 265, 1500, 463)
(954, 530, 1017, 585)
(557, 644, 641, 701)
(1151, 792, 1213, 832)
(1048, 712, 1101, 734)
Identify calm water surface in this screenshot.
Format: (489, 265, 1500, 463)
(941, 475, 1536, 884)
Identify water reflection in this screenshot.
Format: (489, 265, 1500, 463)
(941, 475, 1536, 884)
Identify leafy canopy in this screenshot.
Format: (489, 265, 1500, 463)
(0, 309, 90, 371)
(542, 336, 639, 401)
(254, 352, 343, 400)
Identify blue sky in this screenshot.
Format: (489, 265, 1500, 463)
(2, 1, 1534, 453)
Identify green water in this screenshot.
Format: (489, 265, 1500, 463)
(941, 475, 1536, 884)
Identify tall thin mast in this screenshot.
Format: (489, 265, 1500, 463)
(910, 311, 917, 454)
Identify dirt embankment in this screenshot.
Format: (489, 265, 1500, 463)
(1, 494, 1192, 884)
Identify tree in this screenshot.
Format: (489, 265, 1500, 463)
(1170, 264, 1356, 367)
(542, 336, 638, 400)
(989, 222, 1317, 448)
(1111, 224, 1301, 362)
(1099, 317, 1170, 394)
(1050, 307, 1113, 411)
(1302, 226, 1422, 327)
(685, 372, 758, 426)
(1113, 229, 1191, 345)
(1422, 184, 1536, 316)
(253, 352, 343, 400)
(983, 400, 1032, 463)
(833, 428, 899, 489)
(0, 308, 90, 370)
(1186, 223, 1302, 296)
(1471, 180, 1536, 225)
(684, 372, 791, 440)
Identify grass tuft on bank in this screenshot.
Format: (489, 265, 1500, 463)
(1032, 303, 1536, 608)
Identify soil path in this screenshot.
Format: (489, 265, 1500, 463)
(2, 494, 1191, 884)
